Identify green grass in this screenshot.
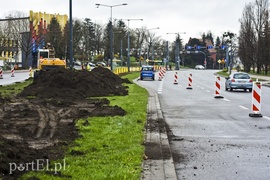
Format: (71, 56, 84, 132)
(0, 78, 33, 97)
(21, 72, 149, 180)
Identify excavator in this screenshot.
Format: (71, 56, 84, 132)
(34, 43, 66, 79)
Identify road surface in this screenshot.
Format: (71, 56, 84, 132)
(138, 69, 270, 180)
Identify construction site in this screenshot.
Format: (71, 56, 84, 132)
(0, 67, 132, 179)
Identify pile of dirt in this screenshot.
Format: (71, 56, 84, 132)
(0, 67, 130, 179)
(19, 67, 130, 101)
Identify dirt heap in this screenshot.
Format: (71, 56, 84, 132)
(19, 67, 130, 101)
(0, 67, 130, 179)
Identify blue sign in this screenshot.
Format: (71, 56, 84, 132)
(196, 46, 201, 50)
(207, 45, 213, 49)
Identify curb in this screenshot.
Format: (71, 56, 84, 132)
(139, 86, 177, 180)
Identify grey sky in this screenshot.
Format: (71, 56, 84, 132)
(1, 0, 253, 43)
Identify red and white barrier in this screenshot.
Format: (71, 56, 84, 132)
(158, 71, 162, 81)
(186, 73, 193, 89)
(173, 72, 178, 84)
(11, 68, 15, 77)
(0, 68, 3, 79)
(249, 82, 263, 117)
(214, 76, 223, 98)
(29, 66, 33, 77)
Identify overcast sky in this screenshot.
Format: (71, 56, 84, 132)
(1, 0, 253, 44)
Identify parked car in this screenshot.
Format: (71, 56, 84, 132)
(225, 72, 253, 92)
(195, 65, 205, 70)
(140, 66, 155, 80)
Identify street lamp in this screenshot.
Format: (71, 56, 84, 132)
(122, 18, 143, 72)
(69, 0, 73, 69)
(95, 3, 127, 70)
(146, 27, 159, 60)
(166, 32, 186, 70)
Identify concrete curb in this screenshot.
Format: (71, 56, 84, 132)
(139, 86, 177, 180)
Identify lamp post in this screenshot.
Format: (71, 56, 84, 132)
(146, 27, 159, 61)
(122, 19, 143, 72)
(95, 3, 127, 70)
(69, 0, 73, 69)
(167, 32, 186, 70)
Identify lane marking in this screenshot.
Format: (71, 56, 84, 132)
(158, 80, 164, 94)
(239, 105, 249, 110)
(223, 98, 230, 102)
(263, 116, 270, 121)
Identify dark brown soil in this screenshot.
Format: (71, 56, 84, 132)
(0, 67, 130, 179)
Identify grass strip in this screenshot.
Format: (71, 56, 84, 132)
(22, 72, 149, 180)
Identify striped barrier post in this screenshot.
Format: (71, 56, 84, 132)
(29, 66, 33, 78)
(214, 76, 223, 98)
(249, 82, 263, 117)
(186, 73, 193, 89)
(158, 71, 162, 81)
(0, 68, 3, 79)
(11, 68, 15, 77)
(173, 72, 178, 84)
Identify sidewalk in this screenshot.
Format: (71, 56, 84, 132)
(139, 87, 177, 180)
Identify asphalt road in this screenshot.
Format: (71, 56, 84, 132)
(138, 69, 270, 180)
(0, 70, 30, 86)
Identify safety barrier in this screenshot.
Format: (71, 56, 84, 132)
(173, 72, 178, 84)
(29, 66, 33, 77)
(249, 81, 263, 117)
(11, 68, 15, 77)
(158, 71, 162, 81)
(0, 68, 3, 79)
(214, 76, 223, 98)
(186, 73, 193, 89)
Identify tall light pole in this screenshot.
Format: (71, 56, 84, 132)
(167, 32, 186, 70)
(122, 19, 143, 72)
(95, 3, 127, 70)
(69, 0, 73, 69)
(146, 27, 159, 61)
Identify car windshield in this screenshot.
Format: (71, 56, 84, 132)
(233, 73, 250, 79)
(142, 67, 153, 71)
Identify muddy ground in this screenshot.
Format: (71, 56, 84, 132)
(0, 67, 130, 179)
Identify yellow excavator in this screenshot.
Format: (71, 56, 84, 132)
(34, 43, 66, 79)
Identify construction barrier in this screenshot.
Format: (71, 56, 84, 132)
(173, 72, 178, 84)
(158, 71, 162, 81)
(214, 76, 223, 98)
(0, 68, 3, 79)
(11, 68, 15, 77)
(29, 66, 33, 77)
(249, 82, 263, 117)
(186, 73, 193, 89)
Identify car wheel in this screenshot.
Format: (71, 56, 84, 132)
(230, 88, 233, 92)
(140, 76, 143, 80)
(225, 85, 228, 91)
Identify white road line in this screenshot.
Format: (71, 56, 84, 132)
(263, 116, 270, 121)
(158, 80, 164, 94)
(239, 105, 249, 110)
(223, 98, 230, 102)
(206, 90, 211, 93)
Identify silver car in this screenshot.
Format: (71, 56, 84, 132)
(225, 72, 253, 92)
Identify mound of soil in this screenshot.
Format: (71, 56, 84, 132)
(19, 67, 130, 101)
(0, 67, 130, 179)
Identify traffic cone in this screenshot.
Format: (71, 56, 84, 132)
(11, 68, 15, 77)
(186, 73, 193, 89)
(173, 72, 178, 84)
(0, 68, 3, 79)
